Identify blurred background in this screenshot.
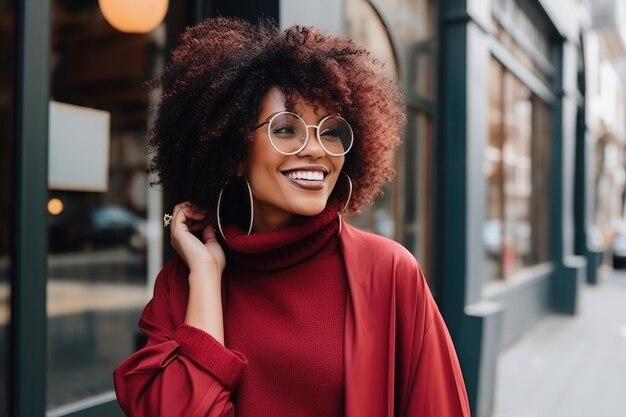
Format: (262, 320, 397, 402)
(1, 0, 625, 416)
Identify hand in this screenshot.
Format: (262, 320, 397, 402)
(168, 201, 226, 275)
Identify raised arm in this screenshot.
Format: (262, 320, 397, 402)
(114, 202, 246, 417)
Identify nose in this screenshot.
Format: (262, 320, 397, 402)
(297, 124, 326, 158)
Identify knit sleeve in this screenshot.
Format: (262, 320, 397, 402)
(113, 258, 247, 417)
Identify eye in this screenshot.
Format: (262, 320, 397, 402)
(271, 123, 297, 137)
(320, 128, 342, 141)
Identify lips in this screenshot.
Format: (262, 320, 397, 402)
(281, 167, 329, 190)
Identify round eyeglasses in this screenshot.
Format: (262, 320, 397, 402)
(254, 111, 354, 156)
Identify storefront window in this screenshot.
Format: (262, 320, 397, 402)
(380, 0, 435, 47)
(0, 0, 15, 414)
(345, 0, 399, 241)
(406, 110, 434, 280)
(46, 0, 187, 411)
(345, 0, 398, 79)
(345, 0, 437, 279)
(485, 58, 551, 280)
(492, 0, 553, 87)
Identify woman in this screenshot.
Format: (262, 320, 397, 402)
(114, 17, 470, 417)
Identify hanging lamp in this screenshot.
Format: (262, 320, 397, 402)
(98, 0, 168, 33)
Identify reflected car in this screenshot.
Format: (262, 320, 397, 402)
(49, 205, 146, 253)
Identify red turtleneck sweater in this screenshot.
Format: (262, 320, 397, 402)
(221, 203, 346, 417)
(114, 202, 346, 417)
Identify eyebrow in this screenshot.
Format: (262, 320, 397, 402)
(254, 111, 333, 129)
(253, 111, 285, 130)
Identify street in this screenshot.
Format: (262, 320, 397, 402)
(493, 269, 626, 417)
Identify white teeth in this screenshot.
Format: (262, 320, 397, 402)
(286, 170, 325, 181)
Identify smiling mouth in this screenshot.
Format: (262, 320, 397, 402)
(281, 169, 328, 190)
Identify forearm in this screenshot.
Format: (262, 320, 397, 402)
(185, 264, 225, 344)
(114, 340, 239, 417)
(114, 256, 247, 417)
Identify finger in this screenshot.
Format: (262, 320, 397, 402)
(187, 202, 208, 215)
(202, 223, 218, 243)
(171, 201, 190, 222)
(171, 205, 189, 231)
(172, 201, 201, 216)
(171, 202, 205, 230)
(178, 203, 207, 221)
(188, 217, 211, 233)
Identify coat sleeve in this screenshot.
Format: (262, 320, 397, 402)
(113, 258, 247, 417)
(396, 259, 471, 417)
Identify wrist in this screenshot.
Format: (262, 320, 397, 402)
(188, 262, 223, 279)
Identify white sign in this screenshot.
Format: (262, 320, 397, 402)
(48, 101, 110, 192)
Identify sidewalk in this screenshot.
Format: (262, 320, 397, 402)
(492, 269, 626, 417)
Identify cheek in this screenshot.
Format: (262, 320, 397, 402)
(245, 151, 283, 186)
(332, 157, 348, 190)
(333, 156, 346, 175)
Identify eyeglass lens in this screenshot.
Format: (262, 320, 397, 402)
(269, 112, 353, 156)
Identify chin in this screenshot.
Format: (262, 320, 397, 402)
(291, 199, 329, 217)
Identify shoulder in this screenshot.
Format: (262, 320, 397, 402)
(340, 223, 432, 309)
(341, 223, 419, 270)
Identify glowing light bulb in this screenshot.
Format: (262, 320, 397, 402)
(98, 0, 168, 34)
(48, 198, 64, 216)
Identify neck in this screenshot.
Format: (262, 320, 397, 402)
(252, 206, 297, 232)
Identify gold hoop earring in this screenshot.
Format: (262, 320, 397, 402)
(338, 172, 352, 235)
(216, 177, 254, 241)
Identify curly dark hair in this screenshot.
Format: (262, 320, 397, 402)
(149, 17, 405, 216)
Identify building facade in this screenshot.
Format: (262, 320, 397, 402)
(436, 1, 589, 416)
(1, 0, 608, 416)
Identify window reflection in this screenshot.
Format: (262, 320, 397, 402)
(485, 58, 551, 280)
(345, 0, 399, 240)
(408, 111, 434, 279)
(346, 0, 398, 79)
(46, 0, 186, 410)
(345, 0, 436, 277)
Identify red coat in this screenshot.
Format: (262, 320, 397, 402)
(114, 223, 470, 417)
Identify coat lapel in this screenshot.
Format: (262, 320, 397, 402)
(340, 224, 396, 417)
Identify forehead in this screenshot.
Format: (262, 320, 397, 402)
(259, 86, 332, 118)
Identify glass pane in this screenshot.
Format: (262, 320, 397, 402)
(485, 58, 551, 281)
(345, 0, 398, 79)
(349, 182, 397, 239)
(501, 70, 532, 277)
(492, 0, 553, 86)
(345, 0, 400, 240)
(380, 0, 435, 45)
(46, 0, 187, 411)
(485, 58, 504, 280)
(346, 0, 436, 257)
(404, 110, 434, 280)
(410, 49, 435, 100)
(0, 0, 15, 414)
(530, 96, 551, 264)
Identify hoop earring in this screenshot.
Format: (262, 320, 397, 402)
(338, 172, 353, 235)
(216, 177, 254, 241)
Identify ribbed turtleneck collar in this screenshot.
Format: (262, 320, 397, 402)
(221, 200, 341, 271)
